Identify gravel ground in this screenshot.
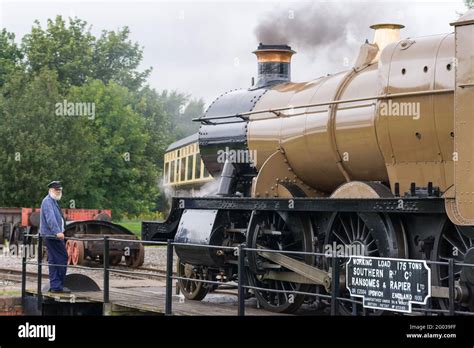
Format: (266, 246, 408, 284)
(141, 246, 178, 271)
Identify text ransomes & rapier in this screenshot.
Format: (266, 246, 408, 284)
(351, 277, 380, 287)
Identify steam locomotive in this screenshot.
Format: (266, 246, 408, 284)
(143, 10, 474, 314)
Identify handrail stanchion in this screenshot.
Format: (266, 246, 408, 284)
(165, 239, 174, 315)
(37, 235, 43, 311)
(330, 255, 340, 316)
(21, 233, 27, 307)
(237, 244, 245, 316)
(103, 236, 110, 304)
(448, 258, 455, 315)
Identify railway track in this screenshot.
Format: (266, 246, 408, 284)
(107, 265, 168, 280)
(0, 267, 48, 283)
(77, 259, 174, 276)
(114, 264, 169, 274)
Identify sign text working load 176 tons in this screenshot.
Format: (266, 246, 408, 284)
(346, 256, 431, 313)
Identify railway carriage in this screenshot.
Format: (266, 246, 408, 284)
(162, 133, 213, 198)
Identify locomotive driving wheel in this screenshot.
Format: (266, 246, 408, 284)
(432, 219, 474, 313)
(177, 259, 209, 301)
(324, 212, 406, 315)
(246, 211, 314, 314)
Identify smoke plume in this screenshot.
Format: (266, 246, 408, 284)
(254, 2, 406, 62)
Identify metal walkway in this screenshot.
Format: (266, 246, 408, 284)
(25, 286, 285, 316)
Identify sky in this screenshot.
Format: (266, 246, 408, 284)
(0, 0, 468, 105)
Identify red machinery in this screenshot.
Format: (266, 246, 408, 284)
(0, 207, 144, 268)
(0, 207, 111, 244)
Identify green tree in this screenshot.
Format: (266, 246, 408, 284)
(22, 17, 95, 89)
(68, 80, 158, 216)
(21, 16, 151, 91)
(134, 86, 174, 173)
(158, 90, 204, 138)
(466, 0, 474, 9)
(0, 69, 96, 206)
(176, 98, 205, 137)
(93, 27, 151, 91)
(0, 29, 23, 87)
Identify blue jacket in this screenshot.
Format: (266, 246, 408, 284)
(40, 195, 64, 236)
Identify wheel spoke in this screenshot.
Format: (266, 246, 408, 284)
(363, 229, 372, 244)
(338, 215, 353, 243)
(442, 234, 466, 255)
(349, 215, 356, 241)
(366, 238, 376, 248)
(280, 281, 288, 303)
(333, 230, 349, 245)
(282, 239, 302, 250)
(272, 283, 278, 305)
(454, 226, 469, 251)
(356, 215, 361, 240)
(359, 224, 368, 242)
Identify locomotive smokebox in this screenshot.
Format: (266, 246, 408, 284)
(253, 43, 295, 87)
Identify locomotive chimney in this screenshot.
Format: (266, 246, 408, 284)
(253, 43, 295, 87)
(370, 23, 404, 62)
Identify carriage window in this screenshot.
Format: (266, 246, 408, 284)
(170, 160, 175, 183)
(186, 155, 193, 181)
(180, 157, 186, 182)
(195, 154, 202, 179)
(164, 162, 169, 183)
(203, 163, 210, 178)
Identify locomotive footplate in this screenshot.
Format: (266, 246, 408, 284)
(142, 196, 445, 242)
(175, 196, 445, 214)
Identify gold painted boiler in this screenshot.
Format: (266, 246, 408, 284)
(248, 25, 455, 199)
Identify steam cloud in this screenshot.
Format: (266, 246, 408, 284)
(254, 2, 406, 62)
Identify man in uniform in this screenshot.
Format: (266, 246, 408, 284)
(40, 181, 70, 293)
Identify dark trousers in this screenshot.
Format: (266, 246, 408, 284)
(45, 238, 68, 291)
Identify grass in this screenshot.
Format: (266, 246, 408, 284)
(115, 220, 166, 246)
(0, 289, 21, 296)
(116, 221, 142, 237)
